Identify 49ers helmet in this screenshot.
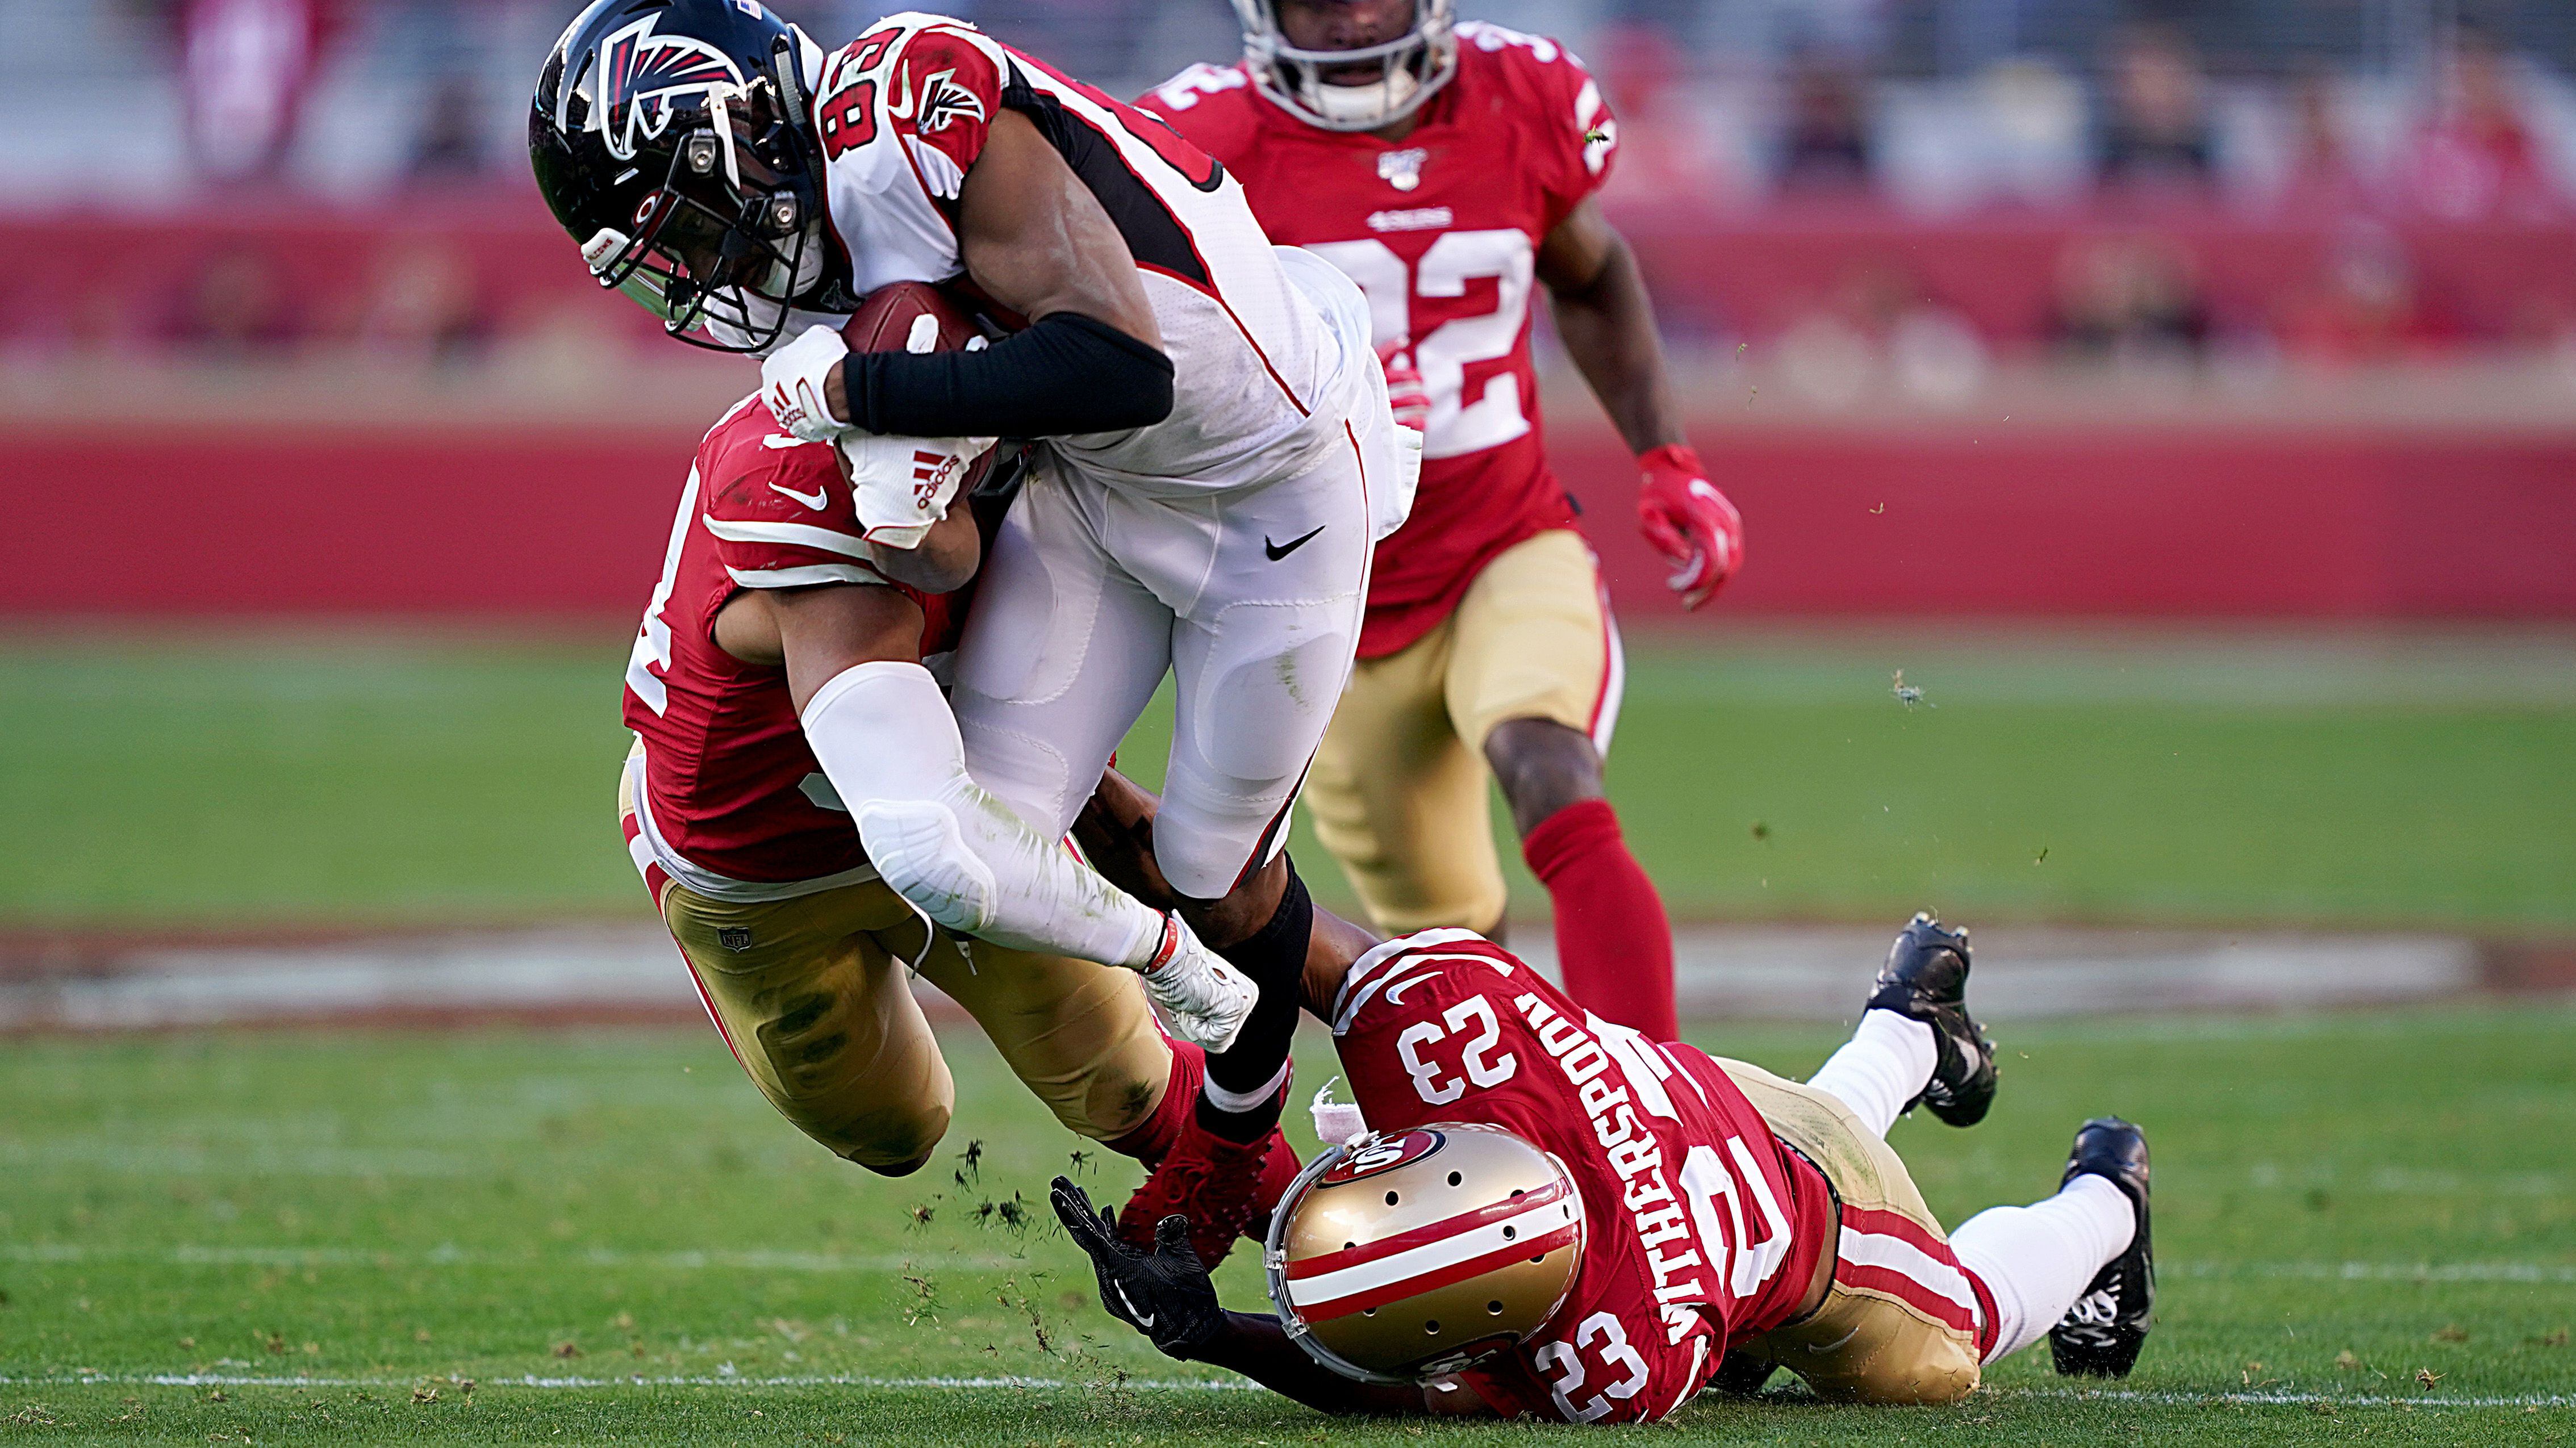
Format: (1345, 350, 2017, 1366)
(529, 0, 857, 351)
(1232, 0, 1459, 133)
(1264, 1124, 1582, 1384)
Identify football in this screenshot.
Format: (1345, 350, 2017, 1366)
(841, 278, 986, 357)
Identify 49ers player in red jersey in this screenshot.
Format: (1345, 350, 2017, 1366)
(1141, 0, 1740, 1043)
(1054, 776, 2158, 1422)
(615, 388, 1271, 1184)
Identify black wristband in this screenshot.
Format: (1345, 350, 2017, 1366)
(844, 310, 1174, 438)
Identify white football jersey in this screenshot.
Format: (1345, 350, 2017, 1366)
(807, 11, 1370, 499)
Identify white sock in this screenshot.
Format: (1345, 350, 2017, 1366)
(1807, 1009, 1937, 1140)
(804, 662, 1166, 970)
(1948, 1173, 2135, 1363)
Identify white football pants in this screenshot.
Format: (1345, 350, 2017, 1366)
(949, 432, 1384, 902)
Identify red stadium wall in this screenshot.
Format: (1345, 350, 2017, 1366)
(4, 416, 2570, 620)
(2, 204, 2571, 621)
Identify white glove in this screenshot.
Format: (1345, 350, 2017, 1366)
(1134, 913, 1258, 1053)
(837, 432, 995, 549)
(761, 323, 854, 441)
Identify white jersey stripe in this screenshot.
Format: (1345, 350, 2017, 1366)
(1838, 1224, 1981, 1318)
(1284, 1200, 1576, 1314)
(702, 516, 876, 559)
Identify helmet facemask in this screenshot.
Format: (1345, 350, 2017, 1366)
(1233, 0, 1459, 133)
(534, 9, 852, 355)
(578, 69, 823, 353)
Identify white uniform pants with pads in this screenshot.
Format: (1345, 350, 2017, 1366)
(950, 436, 1379, 900)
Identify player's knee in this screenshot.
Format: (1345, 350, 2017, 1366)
(1483, 718, 1605, 835)
(830, 1110, 949, 1175)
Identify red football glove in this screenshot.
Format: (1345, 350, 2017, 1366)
(1376, 341, 1431, 433)
(1635, 444, 1743, 609)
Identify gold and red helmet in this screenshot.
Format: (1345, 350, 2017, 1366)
(1263, 1123, 1583, 1384)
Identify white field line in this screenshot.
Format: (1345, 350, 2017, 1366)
(0, 1374, 2566, 1410)
(9, 1244, 2570, 1284)
(0, 1243, 1032, 1272)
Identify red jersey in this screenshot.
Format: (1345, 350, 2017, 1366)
(1142, 25, 1618, 658)
(621, 395, 968, 896)
(1326, 929, 1831, 1424)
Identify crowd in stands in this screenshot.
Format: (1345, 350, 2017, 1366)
(5, 0, 2574, 382)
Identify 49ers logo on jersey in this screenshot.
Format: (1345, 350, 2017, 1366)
(590, 13, 746, 161)
(1320, 1128, 1445, 1186)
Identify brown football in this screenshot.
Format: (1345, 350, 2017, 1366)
(841, 279, 983, 357)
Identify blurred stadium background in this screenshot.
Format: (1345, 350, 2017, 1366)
(1, 1, 2572, 1436)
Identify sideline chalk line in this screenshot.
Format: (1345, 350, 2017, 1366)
(0, 1373, 2567, 1410)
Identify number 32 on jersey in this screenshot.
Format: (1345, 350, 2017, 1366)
(1306, 231, 1534, 462)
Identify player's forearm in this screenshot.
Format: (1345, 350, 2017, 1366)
(830, 311, 1174, 438)
(865, 504, 982, 594)
(1186, 1312, 1432, 1416)
(1547, 236, 1687, 457)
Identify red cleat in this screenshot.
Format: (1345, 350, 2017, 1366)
(1117, 1118, 1302, 1269)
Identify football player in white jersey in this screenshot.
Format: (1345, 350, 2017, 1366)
(532, 0, 1417, 1246)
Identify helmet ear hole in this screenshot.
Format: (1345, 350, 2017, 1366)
(1447, 1171, 1462, 1186)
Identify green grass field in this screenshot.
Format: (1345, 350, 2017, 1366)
(3, 1007, 2572, 1443)
(2, 627, 2571, 932)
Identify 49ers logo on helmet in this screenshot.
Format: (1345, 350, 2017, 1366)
(1320, 1128, 1444, 1186)
(591, 13, 746, 161)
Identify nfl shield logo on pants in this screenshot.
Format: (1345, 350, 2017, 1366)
(717, 927, 754, 953)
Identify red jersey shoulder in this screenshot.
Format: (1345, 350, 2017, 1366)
(1448, 23, 1617, 220)
(696, 396, 888, 591)
(1135, 61, 1264, 160)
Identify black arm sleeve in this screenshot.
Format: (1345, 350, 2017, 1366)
(841, 310, 1174, 438)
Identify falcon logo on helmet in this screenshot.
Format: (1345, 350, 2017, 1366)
(1265, 1123, 1584, 1385)
(592, 14, 748, 161)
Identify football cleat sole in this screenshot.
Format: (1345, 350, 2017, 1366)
(2049, 1116, 2154, 1378)
(1866, 912, 1998, 1127)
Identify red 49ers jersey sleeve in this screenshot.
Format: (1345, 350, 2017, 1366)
(1461, 24, 1622, 230)
(1326, 929, 1831, 1424)
(694, 401, 897, 594)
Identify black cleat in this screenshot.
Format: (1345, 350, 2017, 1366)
(1865, 912, 1997, 1127)
(2049, 1117, 2154, 1379)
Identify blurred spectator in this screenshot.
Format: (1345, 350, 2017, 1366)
(2097, 24, 2213, 189)
(354, 244, 490, 362)
(2049, 234, 2206, 363)
(1596, 22, 1735, 210)
(2276, 70, 2368, 211)
(167, 247, 303, 355)
(408, 76, 491, 183)
(2404, 27, 2562, 221)
(1776, 57, 1872, 191)
(2272, 224, 2460, 363)
(1775, 262, 1989, 407)
(181, 0, 329, 182)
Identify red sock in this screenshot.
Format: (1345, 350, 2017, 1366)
(1521, 798, 1679, 1042)
(1104, 1039, 1205, 1165)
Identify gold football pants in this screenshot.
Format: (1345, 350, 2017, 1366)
(1719, 1060, 1985, 1405)
(1305, 528, 1619, 935)
(620, 768, 1170, 1173)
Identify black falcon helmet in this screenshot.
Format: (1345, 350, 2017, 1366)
(529, 0, 857, 351)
